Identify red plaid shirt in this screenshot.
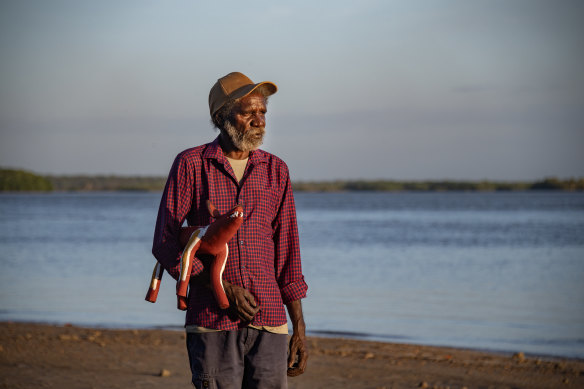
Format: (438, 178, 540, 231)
(152, 137, 307, 329)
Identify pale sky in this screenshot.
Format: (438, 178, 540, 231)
(1, 0, 583, 181)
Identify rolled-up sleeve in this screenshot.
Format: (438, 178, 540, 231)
(273, 170, 308, 304)
(152, 152, 204, 280)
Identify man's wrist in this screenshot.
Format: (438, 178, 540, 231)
(222, 280, 235, 300)
(290, 316, 305, 330)
(286, 300, 306, 332)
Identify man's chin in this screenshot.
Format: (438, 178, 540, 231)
(243, 138, 263, 152)
(222, 123, 265, 152)
(241, 130, 265, 151)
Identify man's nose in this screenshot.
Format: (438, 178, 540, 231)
(250, 113, 265, 127)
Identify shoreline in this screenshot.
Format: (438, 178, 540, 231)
(2, 322, 583, 389)
(4, 319, 582, 362)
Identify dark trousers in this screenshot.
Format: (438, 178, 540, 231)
(186, 328, 288, 389)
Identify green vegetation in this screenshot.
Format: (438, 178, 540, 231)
(0, 169, 53, 192)
(1, 167, 583, 192)
(292, 178, 584, 192)
(46, 175, 167, 192)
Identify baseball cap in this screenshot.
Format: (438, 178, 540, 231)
(208, 72, 277, 117)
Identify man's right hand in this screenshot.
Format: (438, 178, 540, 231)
(223, 280, 260, 322)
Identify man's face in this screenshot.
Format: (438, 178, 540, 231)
(223, 93, 267, 152)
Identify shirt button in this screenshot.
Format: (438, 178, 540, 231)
(240, 240, 244, 245)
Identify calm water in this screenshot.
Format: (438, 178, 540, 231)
(0, 191, 583, 358)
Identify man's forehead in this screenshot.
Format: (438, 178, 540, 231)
(237, 94, 267, 110)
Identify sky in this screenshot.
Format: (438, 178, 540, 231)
(1, 0, 583, 181)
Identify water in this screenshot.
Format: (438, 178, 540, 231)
(0, 191, 583, 358)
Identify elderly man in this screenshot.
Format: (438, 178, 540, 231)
(152, 72, 308, 388)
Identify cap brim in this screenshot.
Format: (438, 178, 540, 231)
(230, 81, 278, 101)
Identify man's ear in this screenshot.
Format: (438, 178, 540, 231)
(207, 200, 221, 218)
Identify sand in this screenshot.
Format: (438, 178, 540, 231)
(1, 322, 582, 389)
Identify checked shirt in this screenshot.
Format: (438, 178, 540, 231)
(152, 137, 308, 329)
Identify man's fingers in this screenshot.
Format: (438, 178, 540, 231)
(245, 291, 257, 308)
(238, 306, 259, 322)
(297, 348, 308, 373)
(232, 290, 259, 322)
(239, 312, 253, 322)
(235, 303, 255, 321)
(287, 367, 302, 377)
(287, 351, 295, 369)
(287, 350, 306, 377)
(225, 284, 259, 322)
(287, 341, 299, 368)
(240, 296, 259, 316)
(287, 338, 307, 377)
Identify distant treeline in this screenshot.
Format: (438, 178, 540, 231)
(1, 168, 583, 192)
(0, 169, 166, 192)
(47, 174, 167, 192)
(292, 178, 584, 192)
(0, 169, 53, 192)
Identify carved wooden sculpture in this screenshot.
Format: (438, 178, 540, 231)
(145, 201, 243, 310)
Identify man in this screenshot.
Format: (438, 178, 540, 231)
(152, 72, 308, 388)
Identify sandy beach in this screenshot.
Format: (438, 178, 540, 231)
(1, 322, 583, 388)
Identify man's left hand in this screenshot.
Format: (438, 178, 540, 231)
(286, 300, 308, 377)
(287, 328, 308, 376)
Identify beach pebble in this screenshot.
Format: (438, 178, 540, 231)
(512, 352, 525, 362)
(555, 362, 566, 371)
(58, 334, 80, 341)
(159, 369, 171, 377)
(364, 352, 375, 359)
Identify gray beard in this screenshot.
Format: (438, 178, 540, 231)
(223, 120, 265, 152)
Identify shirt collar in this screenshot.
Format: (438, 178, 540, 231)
(203, 136, 268, 166)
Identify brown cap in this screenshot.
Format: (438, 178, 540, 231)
(208, 72, 278, 117)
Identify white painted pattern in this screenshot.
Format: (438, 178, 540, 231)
(179, 226, 208, 282)
(219, 244, 228, 293)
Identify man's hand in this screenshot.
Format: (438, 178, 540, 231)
(286, 300, 308, 377)
(223, 280, 260, 322)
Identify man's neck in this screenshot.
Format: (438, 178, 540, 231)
(218, 133, 250, 160)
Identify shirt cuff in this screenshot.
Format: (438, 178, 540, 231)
(280, 277, 308, 304)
